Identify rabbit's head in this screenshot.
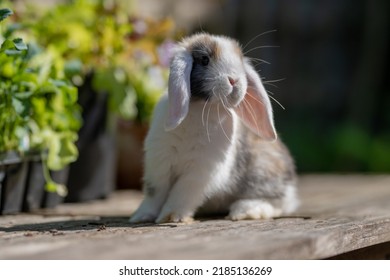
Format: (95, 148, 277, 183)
(166, 33, 276, 141)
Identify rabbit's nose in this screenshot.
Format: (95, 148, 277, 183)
(228, 77, 237, 86)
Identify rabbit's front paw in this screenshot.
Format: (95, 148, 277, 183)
(130, 201, 158, 223)
(228, 199, 282, 220)
(155, 211, 194, 224)
(129, 210, 158, 223)
(129, 196, 163, 223)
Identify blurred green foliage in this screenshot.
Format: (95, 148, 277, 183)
(282, 121, 390, 173)
(10, 0, 177, 123)
(0, 8, 82, 193)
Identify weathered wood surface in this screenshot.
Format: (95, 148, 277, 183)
(1, 175, 390, 259)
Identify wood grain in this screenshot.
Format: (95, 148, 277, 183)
(0, 175, 390, 259)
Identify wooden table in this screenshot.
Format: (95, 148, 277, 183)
(1, 175, 390, 259)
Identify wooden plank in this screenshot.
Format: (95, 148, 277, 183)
(0, 175, 390, 259)
(327, 241, 390, 260)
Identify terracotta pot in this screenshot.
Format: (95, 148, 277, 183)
(116, 119, 148, 190)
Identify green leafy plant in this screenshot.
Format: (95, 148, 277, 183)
(15, 0, 178, 123)
(0, 7, 12, 21)
(0, 8, 81, 194)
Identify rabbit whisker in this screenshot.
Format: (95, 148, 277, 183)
(244, 45, 280, 56)
(201, 97, 210, 126)
(261, 78, 285, 90)
(217, 103, 232, 144)
(267, 94, 285, 110)
(242, 29, 277, 51)
(245, 88, 265, 105)
(248, 57, 271, 65)
(242, 98, 261, 136)
(246, 86, 285, 110)
(262, 82, 279, 88)
(253, 62, 266, 68)
(263, 78, 286, 83)
(219, 94, 233, 118)
(224, 95, 234, 108)
(206, 102, 212, 143)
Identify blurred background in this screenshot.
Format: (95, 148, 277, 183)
(134, 0, 390, 174)
(1, 0, 389, 208)
(119, 0, 389, 175)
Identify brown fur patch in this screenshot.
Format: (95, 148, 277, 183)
(181, 33, 244, 62)
(233, 43, 243, 58)
(183, 34, 221, 59)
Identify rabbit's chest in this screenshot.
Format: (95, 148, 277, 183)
(165, 117, 237, 183)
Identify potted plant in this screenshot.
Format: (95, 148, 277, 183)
(113, 20, 176, 189)
(0, 8, 81, 214)
(10, 0, 179, 194)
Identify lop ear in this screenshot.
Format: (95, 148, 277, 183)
(235, 59, 277, 141)
(165, 49, 193, 131)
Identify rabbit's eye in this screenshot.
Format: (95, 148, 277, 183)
(201, 55, 209, 66)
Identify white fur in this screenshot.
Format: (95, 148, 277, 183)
(165, 48, 193, 131)
(228, 200, 282, 220)
(282, 184, 300, 214)
(130, 34, 296, 223)
(130, 96, 239, 223)
(227, 184, 299, 221)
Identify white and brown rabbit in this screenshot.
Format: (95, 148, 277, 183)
(130, 33, 298, 223)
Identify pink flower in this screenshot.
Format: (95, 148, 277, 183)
(157, 40, 177, 68)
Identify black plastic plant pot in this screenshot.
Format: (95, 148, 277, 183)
(23, 160, 45, 212)
(66, 132, 115, 202)
(66, 77, 115, 202)
(0, 152, 28, 215)
(0, 151, 70, 214)
(41, 167, 69, 208)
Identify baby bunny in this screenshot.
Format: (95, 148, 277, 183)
(130, 33, 298, 223)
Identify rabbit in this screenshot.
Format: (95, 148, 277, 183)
(130, 33, 298, 224)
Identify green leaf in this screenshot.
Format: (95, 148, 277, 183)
(0, 61, 16, 77)
(12, 98, 25, 114)
(57, 134, 78, 165)
(64, 59, 82, 77)
(1, 38, 25, 56)
(4, 49, 22, 56)
(12, 97, 29, 118)
(0, 8, 13, 22)
(92, 68, 137, 119)
(0, 39, 14, 51)
(13, 38, 28, 51)
(45, 180, 68, 196)
(14, 91, 33, 99)
(46, 132, 78, 171)
(4, 23, 22, 38)
(45, 181, 58, 193)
